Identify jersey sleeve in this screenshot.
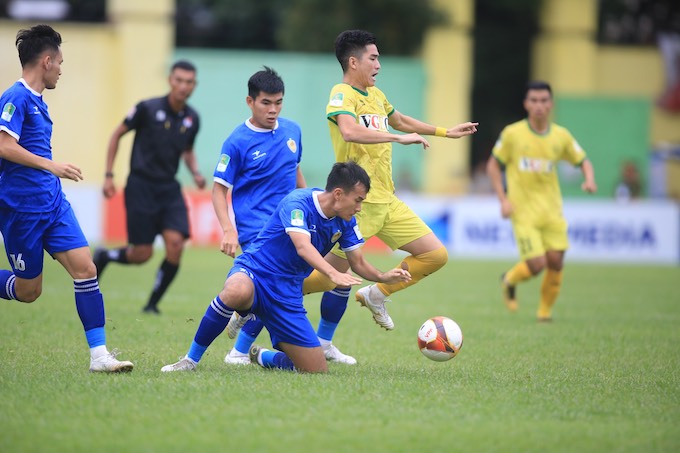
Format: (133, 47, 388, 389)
(560, 129, 587, 166)
(0, 93, 27, 141)
(491, 127, 512, 166)
(338, 218, 364, 252)
(187, 113, 200, 149)
(280, 199, 311, 237)
(123, 100, 145, 131)
(213, 137, 240, 188)
(326, 84, 357, 123)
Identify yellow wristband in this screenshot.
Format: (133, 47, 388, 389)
(435, 127, 447, 137)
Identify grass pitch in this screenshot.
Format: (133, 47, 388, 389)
(1, 247, 679, 452)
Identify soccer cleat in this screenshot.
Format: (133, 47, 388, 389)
(161, 356, 197, 372)
(92, 247, 110, 278)
(323, 344, 357, 365)
(500, 273, 518, 312)
(355, 285, 394, 330)
(224, 348, 250, 365)
(226, 312, 255, 339)
(537, 307, 553, 322)
(142, 304, 161, 315)
(248, 345, 262, 366)
(89, 350, 134, 373)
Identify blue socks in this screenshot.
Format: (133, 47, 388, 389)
(258, 349, 295, 371)
(188, 296, 234, 363)
(317, 287, 350, 341)
(0, 270, 17, 300)
(74, 278, 107, 348)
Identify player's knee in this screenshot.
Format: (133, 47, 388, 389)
(417, 246, 448, 274)
(129, 246, 153, 263)
(74, 261, 97, 280)
(16, 286, 42, 303)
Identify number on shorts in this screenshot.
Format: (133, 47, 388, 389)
(10, 253, 26, 272)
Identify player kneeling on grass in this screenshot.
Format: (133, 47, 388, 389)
(162, 161, 410, 373)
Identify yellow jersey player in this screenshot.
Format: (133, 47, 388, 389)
(486, 81, 597, 321)
(302, 29, 478, 334)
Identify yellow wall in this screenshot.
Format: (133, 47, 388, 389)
(0, 0, 173, 188)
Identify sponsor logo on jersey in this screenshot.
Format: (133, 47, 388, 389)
(359, 114, 388, 131)
(252, 150, 267, 160)
(329, 92, 344, 107)
(216, 154, 229, 172)
(331, 231, 342, 243)
(1, 103, 16, 121)
(518, 157, 554, 173)
(287, 138, 297, 153)
(291, 209, 304, 226)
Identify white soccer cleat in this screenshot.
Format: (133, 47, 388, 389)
(89, 350, 134, 373)
(323, 344, 357, 365)
(355, 285, 394, 330)
(224, 348, 250, 365)
(161, 356, 197, 372)
(226, 312, 255, 339)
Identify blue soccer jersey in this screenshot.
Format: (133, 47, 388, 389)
(236, 188, 364, 288)
(213, 118, 302, 249)
(0, 79, 64, 212)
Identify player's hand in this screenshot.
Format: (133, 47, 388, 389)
(194, 172, 206, 190)
(52, 162, 83, 182)
(446, 122, 478, 138)
(329, 270, 363, 287)
(397, 133, 430, 149)
(102, 178, 116, 199)
(379, 268, 411, 284)
(220, 231, 240, 258)
(500, 198, 513, 218)
(582, 180, 597, 194)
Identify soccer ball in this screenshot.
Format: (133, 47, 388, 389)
(417, 316, 463, 362)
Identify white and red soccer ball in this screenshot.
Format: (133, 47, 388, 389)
(417, 316, 463, 362)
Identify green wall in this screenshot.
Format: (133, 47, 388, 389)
(555, 97, 651, 198)
(173, 48, 426, 189)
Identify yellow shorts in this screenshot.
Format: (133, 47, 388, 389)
(332, 197, 432, 259)
(512, 216, 569, 261)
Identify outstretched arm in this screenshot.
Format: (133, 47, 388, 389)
(335, 113, 430, 149)
(288, 231, 363, 287)
(389, 110, 478, 139)
(346, 249, 411, 284)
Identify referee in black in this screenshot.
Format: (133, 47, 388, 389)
(95, 60, 206, 314)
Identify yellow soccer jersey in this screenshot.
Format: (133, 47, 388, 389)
(326, 83, 395, 203)
(492, 119, 586, 221)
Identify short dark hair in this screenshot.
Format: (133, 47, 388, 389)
(334, 30, 377, 73)
(171, 60, 196, 73)
(325, 161, 371, 194)
(526, 80, 552, 98)
(248, 66, 284, 99)
(15, 24, 62, 68)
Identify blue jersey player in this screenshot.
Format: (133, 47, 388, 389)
(0, 25, 133, 372)
(162, 161, 411, 373)
(212, 67, 357, 366)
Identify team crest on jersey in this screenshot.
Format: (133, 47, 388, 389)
(331, 230, 342, 243)
(183, 116, 193, 128)
(156, 110, 166, 122)
(216, 154, 229, 172)
(287, 138, 297, 153)
(1, 103, 16, 121)
(359, 114, 389, 131)
(329, 92, 344, 107)
(290, 209, 304, 226)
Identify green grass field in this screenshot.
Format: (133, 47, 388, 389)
(1, 247, 679, 452)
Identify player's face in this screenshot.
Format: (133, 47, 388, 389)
(168, 68, 197, 103)
(355, 44, 381, 89)
(43, 49, 63, 90)
(247, 92, 283, 129)
(334, 183, 367, 221)
(524, 89, 553, 121)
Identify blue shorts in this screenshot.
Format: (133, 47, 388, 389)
(228, 265, 320, 350)
(0, 198, 88, 279)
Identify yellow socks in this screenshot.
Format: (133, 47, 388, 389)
(538, 269, 562, 320)
(505, 261, 533, 285)
(302, 270, 337, 295)
(376, 247, 448, 296)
